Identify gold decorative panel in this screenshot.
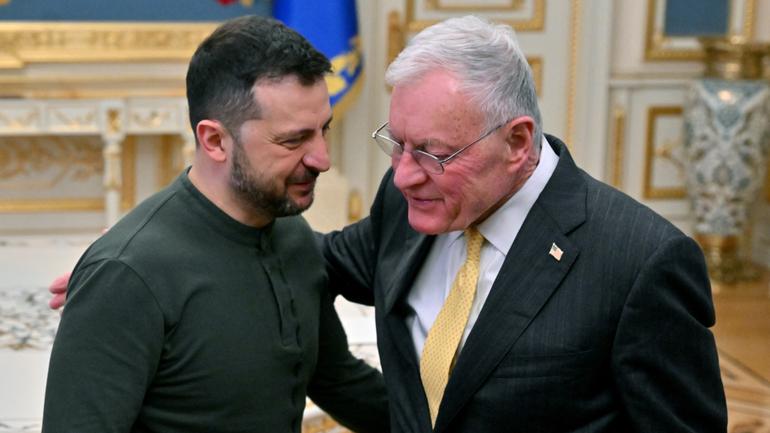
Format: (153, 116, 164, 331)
(644, 106, 687, 200)
(645, 0, 756, 61)
(121, 138, 136, 211)
(610, 107, 626, 189)
(528, 57, 543, 97)
(0, 23, 215, 69)
(0, 136, 135, 212)
(158, 135, 186, 189)
(405, 0, 544, 32)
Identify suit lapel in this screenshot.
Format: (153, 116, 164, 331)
(383, 229, 433, 315)
(434, 136, 588, 431)
(381, 228, 435, 432)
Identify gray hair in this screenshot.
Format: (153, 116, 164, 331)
(385, 15, 542, 151)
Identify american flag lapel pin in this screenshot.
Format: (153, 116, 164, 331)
(549, 243, 563, 261)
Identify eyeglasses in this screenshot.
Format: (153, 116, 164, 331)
(371, 121, 506, 174)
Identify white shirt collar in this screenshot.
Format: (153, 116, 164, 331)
(445, 135, 559, 255)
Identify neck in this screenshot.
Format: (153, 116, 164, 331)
(188, 164, 273, 228)
(472, 150, 540, 227)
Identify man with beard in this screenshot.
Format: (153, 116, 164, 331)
(41, 16, 388, 433)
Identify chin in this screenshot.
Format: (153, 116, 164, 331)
(291, 195, 314, 213)
(406, 213, 447, 235)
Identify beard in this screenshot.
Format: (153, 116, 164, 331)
(228, 136, 318, 219)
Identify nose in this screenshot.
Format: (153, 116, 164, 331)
(302, 135, 331, 173)
(393, 150, 427, 191)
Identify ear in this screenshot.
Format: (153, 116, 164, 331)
(195, 119, 230, 163)
(503, 116, 535, 165)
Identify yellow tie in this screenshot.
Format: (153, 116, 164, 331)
(420, 227, 484, 427)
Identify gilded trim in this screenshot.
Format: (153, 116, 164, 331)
(0, 22, 216, 69)
(644, 106, 687, 199)
(121, 138, 136, 211)
(0, 75, 185, 99)
(565, 0, 581, 148)
(347, 189, 363, 223)
(406, 0, 545, 33)
(644, 0, 757, 61)
(387, 10, 405, 71)
(0, 198, 104, 212)
(611, 107, 626, 189)
(424, 0, 525, 12)
(742, 0, 756, 40)
(528, 57, 543, 97)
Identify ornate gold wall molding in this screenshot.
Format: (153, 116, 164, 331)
(424, 0, 525, 12)
(528, 57, 543, 96)
(0, 23, 215, 69)
(0, 138, 102, 185)
(565, 0, 581, 148)
(0, 75, 186, 99)
(0, 110, 40, 132)
(405, 0, 545, 33)
(610, 107, 626, 189)
(644, 0, 756, 61)
(644, 106, 687, 199)
(387, 10, 406, 70)
(0, 136, 136, 212)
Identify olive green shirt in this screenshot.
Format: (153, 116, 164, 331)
(43, 172, 388, 433)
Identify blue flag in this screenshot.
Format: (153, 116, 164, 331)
(273, 0, 363, 116)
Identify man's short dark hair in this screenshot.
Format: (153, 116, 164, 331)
(186, 15, 332, 139)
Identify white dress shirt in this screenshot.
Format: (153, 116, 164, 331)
(406, 136, 559, 360)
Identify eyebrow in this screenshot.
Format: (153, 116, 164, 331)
(272, 115, 333, 142)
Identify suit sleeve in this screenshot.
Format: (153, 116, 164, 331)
(306, 288, 389, 433)
(42, 259, 164, 433)
(322, 170, 394, 306)
(611, 235, 727, 432)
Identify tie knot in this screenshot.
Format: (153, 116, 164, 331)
(464, 227, 484, 258)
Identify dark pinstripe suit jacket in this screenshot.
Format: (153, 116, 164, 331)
(323, 135, 727, 433)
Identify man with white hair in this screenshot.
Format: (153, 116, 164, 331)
(323, 15, 726, 432)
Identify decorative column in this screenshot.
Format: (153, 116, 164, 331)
(102, 107, 125, 227)
(682, 37, 770, 284)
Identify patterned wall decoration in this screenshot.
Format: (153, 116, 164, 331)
(644, 106, 687, 199)
(0, 1, 269, 69)
(645, 0, 756, 61)
(0, 136, 135, 212)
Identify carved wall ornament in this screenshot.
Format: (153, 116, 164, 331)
(0, 138, 102, 184)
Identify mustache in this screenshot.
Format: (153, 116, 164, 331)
(288, 169, 319, 184)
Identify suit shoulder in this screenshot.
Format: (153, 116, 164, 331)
(579, 170, 685, 242)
